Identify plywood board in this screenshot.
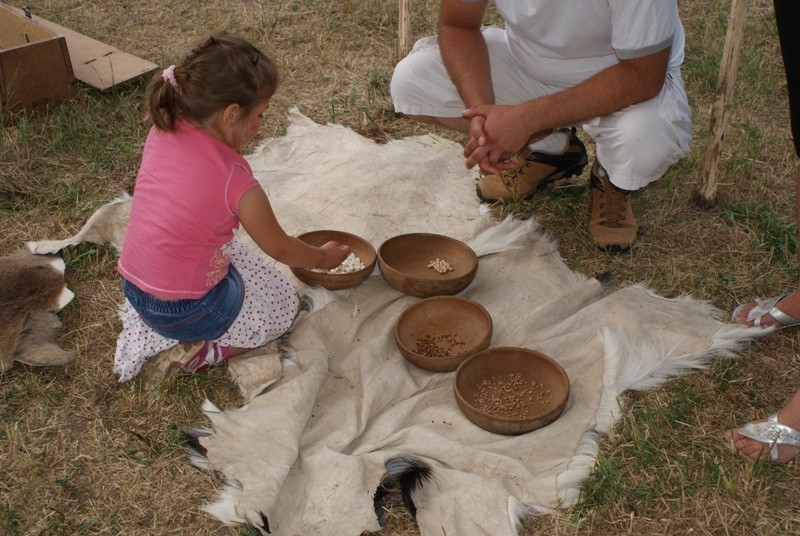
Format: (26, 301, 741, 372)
(0, 36, 78, 110)
(0, 3, 78, 112)
(0, 5, 53, 47)
(4, 3, 159, 90)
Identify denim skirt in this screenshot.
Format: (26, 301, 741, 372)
(123, 265, 245, 342)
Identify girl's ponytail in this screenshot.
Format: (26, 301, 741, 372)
(145, 65, 183, 131)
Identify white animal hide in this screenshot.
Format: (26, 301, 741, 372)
(28, 111, 766, 536)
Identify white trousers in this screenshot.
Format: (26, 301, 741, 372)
(390, 28, 692, 190)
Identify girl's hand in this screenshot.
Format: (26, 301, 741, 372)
(318, 241, 350, 269)
(239, 187, 352, 269)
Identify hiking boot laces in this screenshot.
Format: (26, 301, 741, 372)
(592, 163, 631, 228)
(500, 160, 526, 191)
(499, 151, 554, 192)
(596, 186, 630, 228)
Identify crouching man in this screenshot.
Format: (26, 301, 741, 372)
(390, 0, 692, 253)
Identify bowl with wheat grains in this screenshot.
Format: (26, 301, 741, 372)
(453, 347, 570, 435)
(291, 230, 377, 290)
(394, 296, 493, 372)
(377, 233, 478, 298)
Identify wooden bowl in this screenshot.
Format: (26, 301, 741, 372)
(290, 230, 376, 290)
(394, 296, 493, 372)
(453, 347, 570, 435)
(378, 233, 478, 297)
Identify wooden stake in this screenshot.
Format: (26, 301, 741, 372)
(693, 0, 748, 207)
(398, 0, 412, 60)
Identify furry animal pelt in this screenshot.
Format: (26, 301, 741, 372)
(0, 249, 75, 372)
(26, 111, 767, 536)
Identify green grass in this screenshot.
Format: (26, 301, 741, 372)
(722, 203, 798, 266)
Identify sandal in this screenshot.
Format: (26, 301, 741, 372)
(731, 293, 800, 328)
(139, 341, 230, 388)
(737, 412, 800, 462)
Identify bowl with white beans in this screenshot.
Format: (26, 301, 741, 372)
(291, 230, 376, 290)
(377, 233, 478, 297)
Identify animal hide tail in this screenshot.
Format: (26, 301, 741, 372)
(182, 427, 213, 470)
(272, 286, 341, 369)
(276, 331, 298, 367)
(204, 478, 271, 534)
(466, 217, 552, 257)
(257, 512, 271, 534)
(373, 455, 433, 525)
(593, 271, 614, 288)
(26, 193, 132, 254)
(298, 286, 342, 317)
(465, 217, 527, 257)
(183, 403, 274, 535)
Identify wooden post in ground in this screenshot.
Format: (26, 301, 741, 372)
(693, 0, 748, 207)
(398, 0, 412, 60)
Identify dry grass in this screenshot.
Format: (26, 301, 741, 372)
(2, 0, 799, 535)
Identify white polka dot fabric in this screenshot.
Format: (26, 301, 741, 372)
(113, 240, 299, 382)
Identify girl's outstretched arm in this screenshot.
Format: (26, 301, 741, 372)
(237, 187, 350, 269)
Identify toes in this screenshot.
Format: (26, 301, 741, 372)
(736, 440, 770, 460)
(722, 425, 768, 459)
(731, 302, 757, 325)
(727, 434, 800, 463)
(722, 429, 736, 444)
(731, 302, 780, 328)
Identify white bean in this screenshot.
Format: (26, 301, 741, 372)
(427, 258, 453, 274)
(311, 252, 366, 274)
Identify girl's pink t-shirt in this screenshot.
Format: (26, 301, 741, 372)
(118, 120, 258, 298)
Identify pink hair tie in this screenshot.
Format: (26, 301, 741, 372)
(162, 65, 179, 89)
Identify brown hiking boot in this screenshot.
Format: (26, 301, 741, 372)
(588, 161, 638, 254)
(476, 128, 588, 203)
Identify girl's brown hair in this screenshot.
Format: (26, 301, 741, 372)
(145, 33, 278, 132)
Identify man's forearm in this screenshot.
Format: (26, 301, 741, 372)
(515, 48, 671, 136)
(438, 25, 494, 108)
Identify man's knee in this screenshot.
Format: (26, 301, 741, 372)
(587, 104, 691, 189)
(391, 40, 466, 118)
(389, 54, 417, 108)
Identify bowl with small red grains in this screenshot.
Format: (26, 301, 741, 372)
(394, 295, 493, 372)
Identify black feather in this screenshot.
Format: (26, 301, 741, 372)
(373, 455, 433, 524)
(373, 481, 393, 525)
(182, 427, 210, 458)
(593, 271, 614, 288)
(258, 511, 270, 533)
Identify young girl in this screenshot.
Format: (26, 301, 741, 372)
(114, 34, 350, 384)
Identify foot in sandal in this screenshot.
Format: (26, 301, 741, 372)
(731, 290, 800, 329)
(139, 341, 231, 388)
(723, 390, 800, 463)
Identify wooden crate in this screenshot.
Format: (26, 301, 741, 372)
(0, 3, 78, 112)
(8, 3, 160, 92)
